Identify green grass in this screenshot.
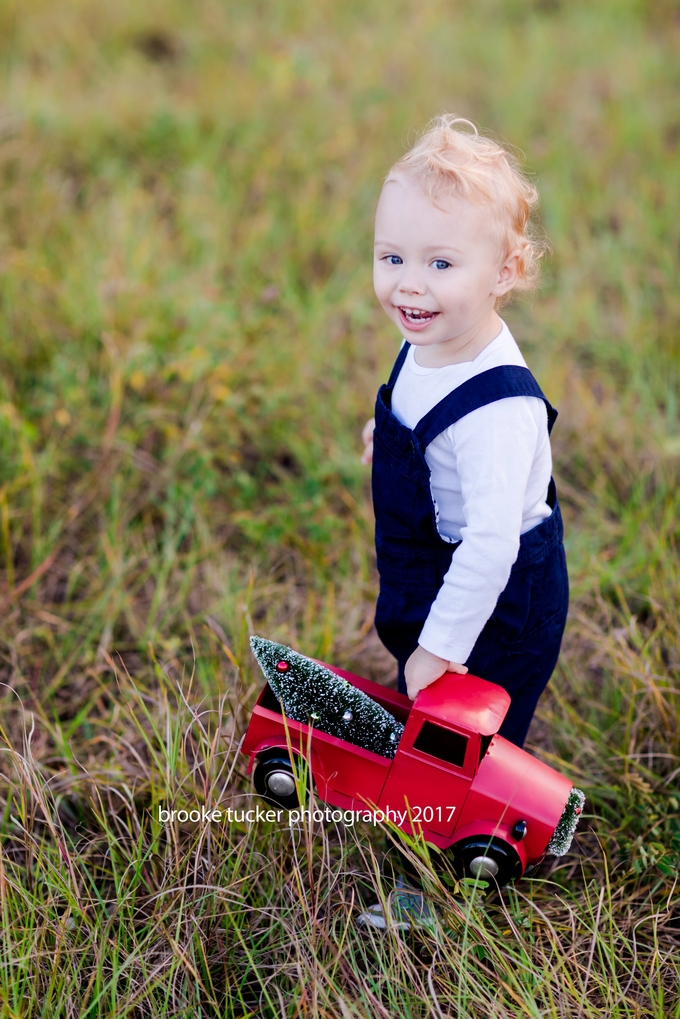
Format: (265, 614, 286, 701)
(0, 0, 679, 1014)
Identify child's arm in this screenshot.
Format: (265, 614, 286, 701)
(416, 396, 549, 684)
(361, 417, 375, 465)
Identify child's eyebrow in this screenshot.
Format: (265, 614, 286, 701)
(373, 239, 464, 257)
(421, 244, 464, 256)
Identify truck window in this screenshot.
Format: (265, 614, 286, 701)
(413, 721, 468, 768)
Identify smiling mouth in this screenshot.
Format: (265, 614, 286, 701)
(398, 306, 439, 324)
(395, 303, 438, 328)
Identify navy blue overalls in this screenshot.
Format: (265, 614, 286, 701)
(372, 342, 569, 748)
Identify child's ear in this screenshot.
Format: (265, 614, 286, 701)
(492, 248, 521, 296)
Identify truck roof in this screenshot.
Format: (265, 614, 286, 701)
(414, 673, 511, 736)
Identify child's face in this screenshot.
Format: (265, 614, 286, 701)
(374, 174, 516, 363)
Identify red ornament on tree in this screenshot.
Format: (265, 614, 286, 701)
(276, 660, 290, 672)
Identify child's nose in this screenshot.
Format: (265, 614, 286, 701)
(398, 274, 426, 296)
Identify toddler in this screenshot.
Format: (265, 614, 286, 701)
(362, 116, 568, 749)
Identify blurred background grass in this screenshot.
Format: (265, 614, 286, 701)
(0, 0, 679, 1015)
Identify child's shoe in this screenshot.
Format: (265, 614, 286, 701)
(355, 901, 408, 931)
(356, 884, 439, 932)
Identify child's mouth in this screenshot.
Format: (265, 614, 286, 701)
(398, 306, 440, 330)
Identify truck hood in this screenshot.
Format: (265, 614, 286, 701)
(465, 735, 574, 836)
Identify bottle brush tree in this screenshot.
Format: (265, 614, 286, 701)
(547, 788, 586, 856)
(250, 636, 404, 759)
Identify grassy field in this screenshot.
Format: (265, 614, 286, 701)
(0, 0, 679, 1014)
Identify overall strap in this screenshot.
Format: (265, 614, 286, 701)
(413, 365, 558, 449)
(385, 341, 410, 389)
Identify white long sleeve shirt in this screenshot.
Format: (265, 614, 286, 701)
(390, 321, 552, 664)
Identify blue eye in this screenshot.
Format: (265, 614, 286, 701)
(432, 259, 451, 270)
(383, 255, 403, 265)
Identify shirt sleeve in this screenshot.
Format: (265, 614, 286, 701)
(417, 396, 546, 664)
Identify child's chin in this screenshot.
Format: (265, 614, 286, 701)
(403, 332, 438, 344)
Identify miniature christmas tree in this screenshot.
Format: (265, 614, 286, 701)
(250, 636, 404, 759)
(547, 788, 585, 856)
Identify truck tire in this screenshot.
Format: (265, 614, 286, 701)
(451, 835, 523, 887)
(253, 749, 307, 810)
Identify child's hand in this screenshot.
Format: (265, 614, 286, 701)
(404, 645, 468, 700)
(361, 417, 375, 464)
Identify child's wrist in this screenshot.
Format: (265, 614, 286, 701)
(417, 642, 448, 665)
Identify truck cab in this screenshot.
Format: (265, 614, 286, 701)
(377, 675, 511, 838)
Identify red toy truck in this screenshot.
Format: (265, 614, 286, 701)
(241, 662, 581, 884)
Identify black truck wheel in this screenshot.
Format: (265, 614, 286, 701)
(253, 749, 307, 810)
(451, 835, 523, 887)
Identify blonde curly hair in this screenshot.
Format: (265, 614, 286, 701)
(386, 115, 547, 296)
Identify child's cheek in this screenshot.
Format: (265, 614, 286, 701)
(374, 277, 394, 316)
(373, 269, 387, 305)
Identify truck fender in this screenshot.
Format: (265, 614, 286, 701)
(450, 818, 528, 871)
